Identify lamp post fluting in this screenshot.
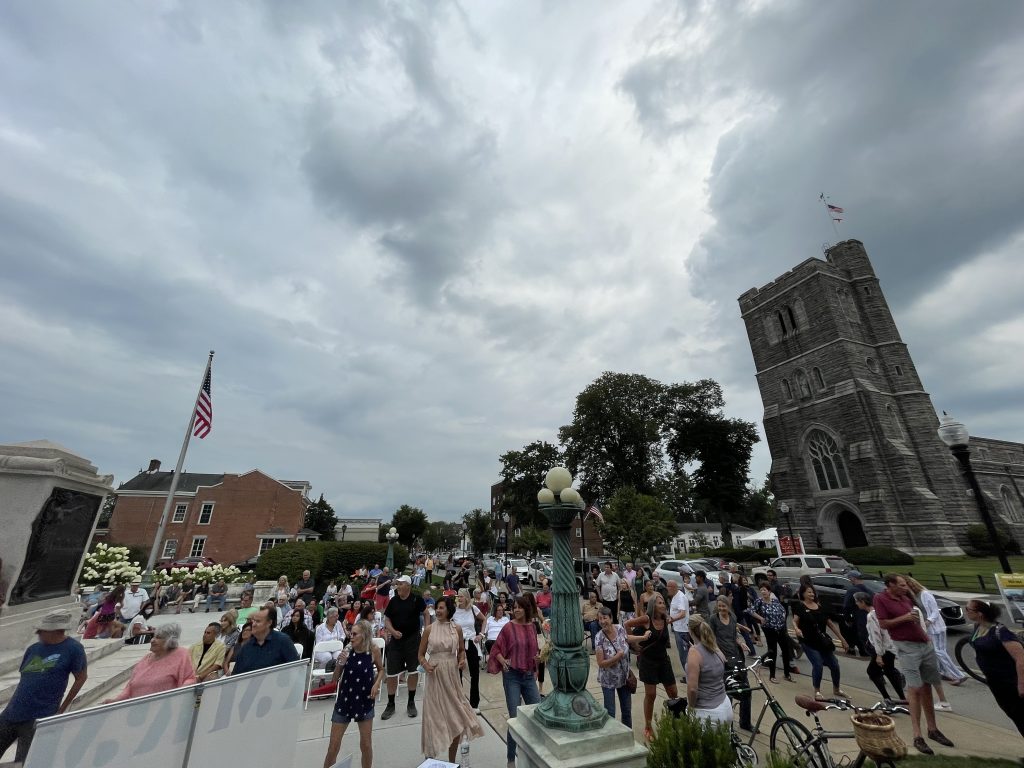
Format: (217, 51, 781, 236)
(534, 467, 608, 732)
(385, 526, 399, 571)
(938, 413, 1012, 574)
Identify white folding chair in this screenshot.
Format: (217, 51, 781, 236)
(371, 637, 387, 700)
(294, 642, 305, 659)
(305, 639, 345, 710)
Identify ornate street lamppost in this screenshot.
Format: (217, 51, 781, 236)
(385, 526, 399, 571)
(938, 412, 1012, 573)
(340, 523, 347, 542)
(534, 466, 607, 732)
(502, 512, 511, 555)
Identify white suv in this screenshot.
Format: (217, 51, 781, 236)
(752, 554, 855, 583)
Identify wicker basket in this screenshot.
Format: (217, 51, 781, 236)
(850, 713, 907, 760)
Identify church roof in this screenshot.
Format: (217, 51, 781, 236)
(118, 470, 225, 493)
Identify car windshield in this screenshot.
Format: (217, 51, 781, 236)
(827, 557, 852, 569)
(510, 559, 528, 567)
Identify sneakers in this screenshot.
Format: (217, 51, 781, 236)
(407, 702, 418, 718)
(934, 701, 952, 711)
(381, 703, 396, 720)
(928, 730, 954, 747)
(913, 737, 934, 755)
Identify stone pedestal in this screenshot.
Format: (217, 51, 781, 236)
(253, 580, 278, 605)
(0, 440, 113, 652)
(508, 705, 648, 768)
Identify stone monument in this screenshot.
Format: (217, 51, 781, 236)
(506, 467, 647, 768)
(0, 440, 113, 652)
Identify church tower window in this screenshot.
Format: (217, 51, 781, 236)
(1001, 486, 1023, 523)
(806, 429, 851, 491)
(813, 367, 826, 390)
(795, 370, 812, 399)
(781, 379, 793, 401)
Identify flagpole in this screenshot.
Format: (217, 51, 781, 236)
(144, 351, 215, 576)
(820, 193, 840, 237)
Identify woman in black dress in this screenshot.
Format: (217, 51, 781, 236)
(792, 583, 848, 700)
(283, 605, 315, 659)
(322, 620, 383, 768)
(625, 592, 677, 742)
(966, 599, 1024, 736)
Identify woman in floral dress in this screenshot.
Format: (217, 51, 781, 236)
(594, 606, 633, 727)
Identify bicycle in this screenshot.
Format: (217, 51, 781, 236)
(954, 624, 1024, 683)
(769, 696, 909, 768)
(722, 656, 796, 765)
(663, 694, 758, 768)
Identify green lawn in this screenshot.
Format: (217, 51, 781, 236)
(855, 555, 1024, 593)
(901, 756, 1021, 768)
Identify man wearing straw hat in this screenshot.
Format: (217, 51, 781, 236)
(0, 610, 88, 763)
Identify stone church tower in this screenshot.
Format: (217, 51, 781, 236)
(737, 239, 1023, 555)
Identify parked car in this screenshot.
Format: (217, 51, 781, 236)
(156, 556, 217, 573)
(751, 554, 855, 583)
(527, 560, 552, 585)
(781, 574, 966, 627)
(229, 556, 260, 570)
(653, 559, 696, 585)
(507, 558, 531, 581)
(572, 557, 625, 594)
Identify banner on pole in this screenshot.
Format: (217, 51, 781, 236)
(993, 572, 1024, 626)
(26, 660, 308, 768)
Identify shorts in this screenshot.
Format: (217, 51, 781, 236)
(638, 656, 675, 687)
(893, 640, 941, 688)
(332, 706, 374, 724)
(386, 633, 420, 676)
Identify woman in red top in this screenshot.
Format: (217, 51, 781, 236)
(489, 596, 539, 768)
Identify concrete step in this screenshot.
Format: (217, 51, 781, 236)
(69, 644, 152, 710)
(0, 638, 127, 709)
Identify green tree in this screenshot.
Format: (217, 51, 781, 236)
(421, 521, 463, 551)
(736, 475, 775, 532)
(597, 486, 677, 562)
(512, 525, 552, 557)
(391, 505, 428, 547)
(304, 493, 338, 540)
(463, 508, 491, 558)
(499, 440, 563, 530)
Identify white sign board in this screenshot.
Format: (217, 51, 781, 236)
(25, 687, 195, 768)
(25, 660, 308, 768)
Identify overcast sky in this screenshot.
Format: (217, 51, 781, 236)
(2, 2, 1022, 522)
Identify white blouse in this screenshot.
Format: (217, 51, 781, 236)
(485, 615, 510, 641)
(452, 605, 481, 647)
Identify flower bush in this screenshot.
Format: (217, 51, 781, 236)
(192, 564, 252, 584)
(79, 542, 142, 586)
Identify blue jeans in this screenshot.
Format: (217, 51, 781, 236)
(674, 630, 691, 675)
(801, 644, 841, 690)
(206, 593, 226, 612)
(502, 668, 540, 762)
(585, 620, 600, 650)
(601, 685, 633, 727)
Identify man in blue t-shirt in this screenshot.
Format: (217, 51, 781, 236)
(0, 610, 88, 763)
(229, 606, 299, 675)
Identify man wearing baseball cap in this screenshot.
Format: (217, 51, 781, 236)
(0, 610, 88, 762)
(381, 575, 430, 720)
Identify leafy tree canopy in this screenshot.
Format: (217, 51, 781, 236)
(463, 508, 491, 558)
(305, 493, 338, 540)
(498, 440, 563, 530)
(512, 525, 552, 558)
(421, 520, 463, 552)
(391, 505, 428, 547)
(598, 486, 677, 563)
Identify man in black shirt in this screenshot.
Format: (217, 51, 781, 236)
(382, 576, 430, 719)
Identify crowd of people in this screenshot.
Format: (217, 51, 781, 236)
(3, 555, 1023, 766)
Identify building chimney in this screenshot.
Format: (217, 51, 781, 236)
(148, 459, 161, 473)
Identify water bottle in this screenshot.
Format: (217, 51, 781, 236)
(460, 739, 471, 767)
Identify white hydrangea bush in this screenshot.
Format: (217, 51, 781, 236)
(79, 542, 142, 587)
(193, 564, 252, 584)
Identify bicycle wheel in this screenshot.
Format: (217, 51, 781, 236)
(734, 742, 759, 767)
(954, 635, 986, 683)
(769, 717, 830, 768)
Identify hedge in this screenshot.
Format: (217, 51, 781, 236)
(254, 541, 410, 589)
(839, 546, 914, 566)
(966, 524, 1022, 556)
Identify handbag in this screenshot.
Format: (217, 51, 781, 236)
(625, 668, 638, 693)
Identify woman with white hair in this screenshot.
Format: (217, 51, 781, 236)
(314, 607, 346, 666)
(109, 623, 195, 701)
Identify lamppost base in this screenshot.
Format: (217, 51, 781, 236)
(533, 645, 608, 731)
(509, 704, 646, 768)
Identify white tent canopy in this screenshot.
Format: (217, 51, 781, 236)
(736, 526, 778, 544)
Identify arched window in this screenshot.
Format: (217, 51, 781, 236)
(786, 305, 798, 331)
(806, 429, 851, 491)
(795, 370, 812, 399)
(777, 311, 788, 337)
(781, 379, 793, 401)
(813, 367, 826, 389)
(1001, 486, 1023, 523)
(886, 405, 905, 440)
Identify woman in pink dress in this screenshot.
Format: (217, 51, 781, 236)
(109, 623, 196, 701)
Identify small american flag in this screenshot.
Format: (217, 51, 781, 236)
(193, 367, 213, 438)
(827, 203, 844, 215)
(585, 504, 603, 523)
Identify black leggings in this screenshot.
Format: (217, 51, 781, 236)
(866, 651, 904, 701)
(458, 642, 481, 708)
(763, 625, 793, 680)
(989, 680, 1024, 737)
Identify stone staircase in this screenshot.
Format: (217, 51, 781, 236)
(0, 638, 151, 713)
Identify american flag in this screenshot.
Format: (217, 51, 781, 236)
(585, 504, 603, 523)
(827, 203, 844, 215)
(193, 366, 213, 438)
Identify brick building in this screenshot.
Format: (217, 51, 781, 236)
(107, 460, 313, 565)
(739, 239, 1024, 555)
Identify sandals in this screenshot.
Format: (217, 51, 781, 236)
(643, 727, 654, 743)
(833, 689, 849, 698)
(769, 677, 779, 684)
